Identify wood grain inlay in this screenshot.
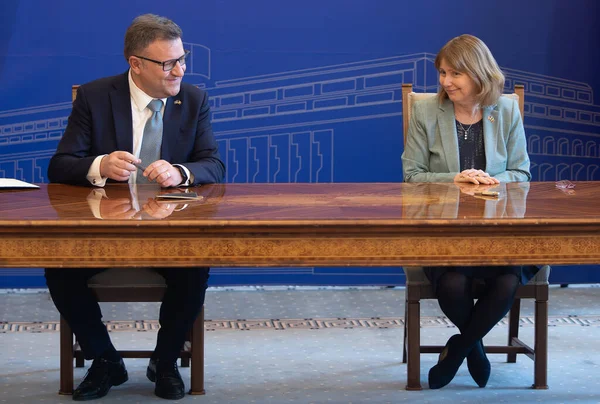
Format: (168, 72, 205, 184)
(1, 182, 600, 268)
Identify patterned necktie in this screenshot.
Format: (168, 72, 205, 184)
(137, 99, 163, 183)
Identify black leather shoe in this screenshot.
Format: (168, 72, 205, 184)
(428, 334, 469, 389)
(147, 358, 185, 400)
(72, 357, 128, 401)
(467, 339, 491, 387)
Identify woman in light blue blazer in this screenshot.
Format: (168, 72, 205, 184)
(401, 34, 538, 390)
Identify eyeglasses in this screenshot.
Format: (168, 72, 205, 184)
(555, 180, 575, 190)
(555, 180, 576, 195)
(134, 50, 190, 72)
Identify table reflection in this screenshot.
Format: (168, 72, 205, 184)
(46, 183, 226, 220)
(402, 182, 530, 219)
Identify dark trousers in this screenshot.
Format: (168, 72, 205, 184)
(45, 267, 209, 363)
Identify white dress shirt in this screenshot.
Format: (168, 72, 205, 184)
(86, 70, 192, 187)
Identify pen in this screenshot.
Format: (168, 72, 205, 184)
(132, 162, 147, 172)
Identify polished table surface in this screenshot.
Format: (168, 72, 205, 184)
(1, 182, 599, 267)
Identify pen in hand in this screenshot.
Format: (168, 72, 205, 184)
(131, 161, 153, 182)
(132, 161, 147, 173)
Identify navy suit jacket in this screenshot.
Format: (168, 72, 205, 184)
(48, 72, 225, 186)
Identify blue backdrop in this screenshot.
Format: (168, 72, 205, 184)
(1, 0, 599, 287)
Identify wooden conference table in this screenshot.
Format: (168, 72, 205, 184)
(1, 181, 600, 393)
(1, 181, 599, 269)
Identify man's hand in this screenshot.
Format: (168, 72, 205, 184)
(99, 198, 140, 220)
(142, 198, 178, 219)
(100, 151, 139, 182)
(141, 160, 183, 188)
(454, 169, 500, 185)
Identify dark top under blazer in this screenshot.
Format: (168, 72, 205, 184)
(402, 96, 531, 183)
(48, 71, 225, 186)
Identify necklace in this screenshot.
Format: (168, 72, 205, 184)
(456, 108, 479, 140)
(457, 120, 474, 140)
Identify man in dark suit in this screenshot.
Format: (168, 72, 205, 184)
(45, 14, 225, 401)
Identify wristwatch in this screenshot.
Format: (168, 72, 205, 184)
(174, 165, 188, 185)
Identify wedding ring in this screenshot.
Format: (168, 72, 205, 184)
(166, 172, 171, 179)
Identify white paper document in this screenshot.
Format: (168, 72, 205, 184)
(0, 178, 40, 189)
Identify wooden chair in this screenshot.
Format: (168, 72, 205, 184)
(400, 83, 550, 390)
(59, 86, 205, 396)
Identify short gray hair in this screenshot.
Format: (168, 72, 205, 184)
(124, 14, 182, 60)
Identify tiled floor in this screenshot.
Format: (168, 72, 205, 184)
(1, 285, 599, 403)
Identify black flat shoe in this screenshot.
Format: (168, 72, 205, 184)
(428, 334, 468, 389)
(467, 339, 491, 387)
(73, 357, 128, 401)
(147, 358, 185, 400)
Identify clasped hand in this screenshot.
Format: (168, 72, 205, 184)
(99, 151, 182, 187)
(453, 169, 499, 185)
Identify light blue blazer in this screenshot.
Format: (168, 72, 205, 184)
(402, 96, 531, 183)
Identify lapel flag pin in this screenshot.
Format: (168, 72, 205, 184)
(174, 100, 182, 105)
(487, 115, 494, 122)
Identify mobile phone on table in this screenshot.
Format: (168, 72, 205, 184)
(155, 192, 201, 201)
